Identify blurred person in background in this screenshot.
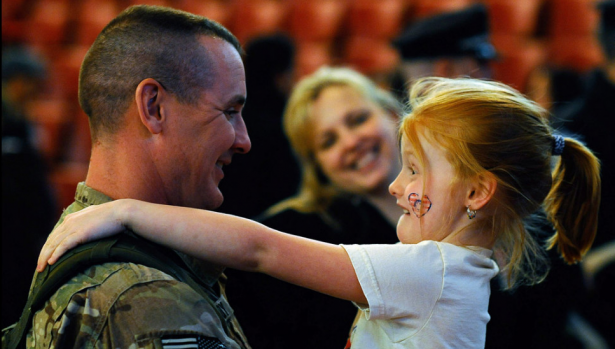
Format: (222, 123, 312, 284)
(558, 1, 615, 346)
(2, 46, 57, 328)
(526, 67, 585, 120)
(390, 3, 497, 99)
(226, 67, 401, 349)
(218, 34, 300, 219)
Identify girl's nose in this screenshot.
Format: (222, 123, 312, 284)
(389, 173, 403, 198)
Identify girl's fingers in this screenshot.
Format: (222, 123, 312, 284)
(36, 202, 125, 272)
(37, 228, 64, 271)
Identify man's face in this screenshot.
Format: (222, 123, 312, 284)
(161, 37, 250, 210)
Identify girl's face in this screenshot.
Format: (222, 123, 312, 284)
(311, 85, 398, 194)
(389, 133, 467, 244)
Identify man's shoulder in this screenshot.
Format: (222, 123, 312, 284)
(51, 261, 177, 304)
(34, 262, 178, 327)
(28, 262, 233, 348)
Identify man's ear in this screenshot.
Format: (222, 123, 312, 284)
(465, 172, 497, 210)
(135, 78, 165, 134)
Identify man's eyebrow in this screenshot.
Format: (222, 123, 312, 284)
(228, 95, 246, 106)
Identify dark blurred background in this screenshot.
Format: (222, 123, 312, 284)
(2, 0, 606, 215)
(2, 0, 612, 343)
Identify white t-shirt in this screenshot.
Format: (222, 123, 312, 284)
(341, 240, 499, 348)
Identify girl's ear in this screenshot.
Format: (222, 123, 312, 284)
(465, 172, 497, 210)
(135, 78, 165, 134)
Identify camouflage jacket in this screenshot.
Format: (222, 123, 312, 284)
(26, 182, 250, 349)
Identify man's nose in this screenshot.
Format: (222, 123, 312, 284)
(233, 116, 251, 154)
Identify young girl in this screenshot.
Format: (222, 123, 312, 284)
(38, 77, 601, 348)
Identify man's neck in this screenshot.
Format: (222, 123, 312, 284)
(85, 140, 167, 204)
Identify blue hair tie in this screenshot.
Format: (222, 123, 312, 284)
(552, 135, 565, 156)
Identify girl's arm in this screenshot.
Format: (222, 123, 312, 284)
(38, 199, 367, 304)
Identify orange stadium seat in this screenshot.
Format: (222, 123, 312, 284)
(52, 45, 90, 98)
(24, 0, 71, 48)
(288, 0, 348, 42)
(411, 0, 473, 19)
(548, 35, 605, 72)
(343, 36, 401, 75)
(230, 0, 288, 44)
(176, 0, 234, 28)
(490, 34, 547, 92)
(126, 0, 171, 6)
(75, 0, 121, 46)
(27, 97, 69, 165)
(295, 41, 334, 78)
(346, 0, 407, 39)
(486, 0, 543, 35)
(549, 0, 600, 36)
(2, 0, 27, 20)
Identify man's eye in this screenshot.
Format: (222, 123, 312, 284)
(224, 110, 239, 119)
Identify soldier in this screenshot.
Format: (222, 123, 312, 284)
(392, 4, 497, 88)
(11, 5, 252, 348)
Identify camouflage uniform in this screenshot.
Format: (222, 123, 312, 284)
(26, 182, 251, 349)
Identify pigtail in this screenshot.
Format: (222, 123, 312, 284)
(544, 137, 601, 264)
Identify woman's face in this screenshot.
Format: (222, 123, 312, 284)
(311, 85, 399, 194)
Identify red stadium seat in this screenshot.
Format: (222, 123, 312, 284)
(27, 97, 69, 165)
(75, 0, 121, 46)
(343, 36, 401, 75)
(346, 0, 407, 39)
(548, 0, 600, 36)
(288, 0, 348, 42)
(411, 0, 473, 19)
(490, 34, 547, 92)
(126, 0, 171, 6)
(176, 0, 234, 28)
(548, 35, 605, 72)
(24, 0, 71, 47)
(295, 41, 334, 78)
(230, 0, 288, 44)
(52, 45, 90, 98)
(486, 0, 543, 35)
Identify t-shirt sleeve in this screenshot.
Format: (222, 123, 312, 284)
(341, 242, 445, 321)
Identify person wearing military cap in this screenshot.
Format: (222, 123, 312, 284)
(392, 4, 496, 86)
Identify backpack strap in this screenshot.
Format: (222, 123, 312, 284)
(2, 232, 231, 349)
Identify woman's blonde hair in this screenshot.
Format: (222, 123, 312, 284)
(267, 67, 403, 216)
(401, 77, 601, 288)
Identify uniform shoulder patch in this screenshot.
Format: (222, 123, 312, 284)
(161, 335, 227, 349)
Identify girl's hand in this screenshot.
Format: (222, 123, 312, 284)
(37, 200, 131, 272)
